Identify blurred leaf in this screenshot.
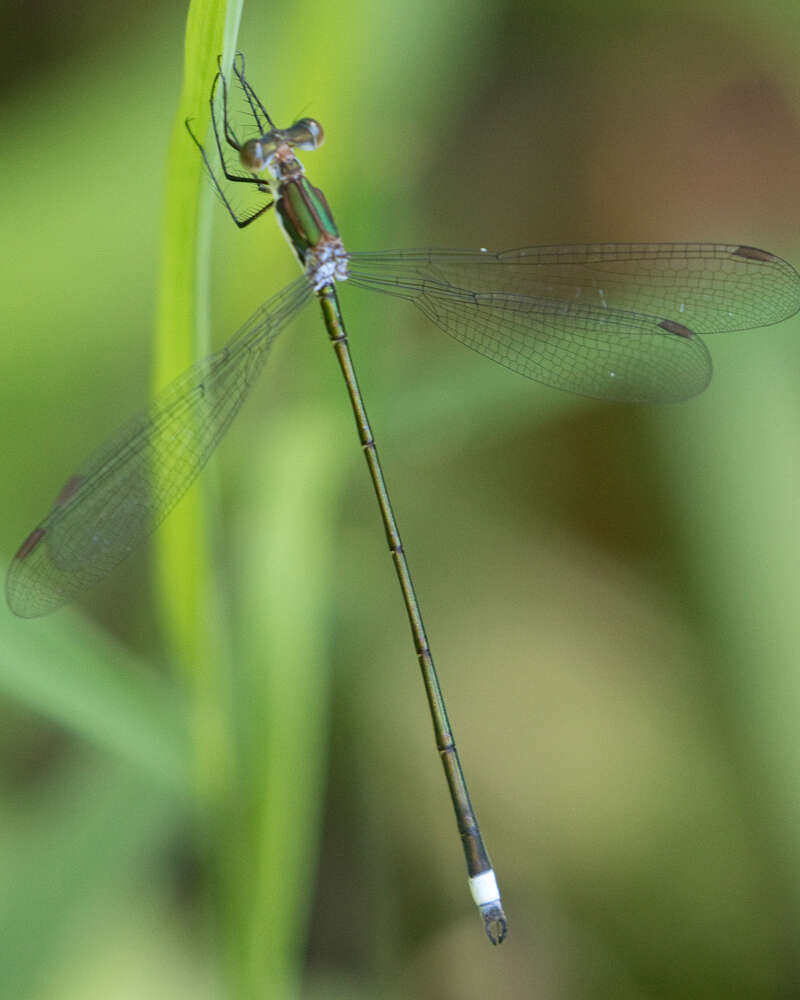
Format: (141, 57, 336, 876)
(225, 410, 349, 997)
(0, 754, 181, 1000)
(0, 602, 187, 787)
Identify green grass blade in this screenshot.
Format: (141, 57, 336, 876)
(152, 0, 242, 663)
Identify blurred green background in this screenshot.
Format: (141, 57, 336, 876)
(3, 1, 800, 997)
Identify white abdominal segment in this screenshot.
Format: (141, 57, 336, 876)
(469, 869, 501, 907)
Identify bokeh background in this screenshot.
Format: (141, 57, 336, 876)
(3, 1, 800, 997)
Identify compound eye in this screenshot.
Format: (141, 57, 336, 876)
(292, 118, 324, 150)
(240, 138, 267, 171)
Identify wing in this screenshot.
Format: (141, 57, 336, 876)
(6, 277, 313, 617)
(347, 244, 800, 403)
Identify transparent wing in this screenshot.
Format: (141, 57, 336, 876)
(6, 277, 313, 618)
(347, 243, 800, 403)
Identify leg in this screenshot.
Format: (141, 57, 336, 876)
(185, 116, 273, 229)
(232, 52, 275, 134)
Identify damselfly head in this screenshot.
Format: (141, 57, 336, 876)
(239, 119, 324, 175)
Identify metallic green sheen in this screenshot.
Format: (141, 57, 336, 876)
(278, 178, 340, 259)
(306, 181, 339, 238)
(286, 180, 321, 248)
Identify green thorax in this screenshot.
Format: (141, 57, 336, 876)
(276, 175, 340, 265)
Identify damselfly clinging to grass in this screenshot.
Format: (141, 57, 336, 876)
(8, 54, 800, 944)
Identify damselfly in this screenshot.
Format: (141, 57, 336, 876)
(8, 54, 800, 943)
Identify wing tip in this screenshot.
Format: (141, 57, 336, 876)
(12, 526, 46, 563)
(658, 318, 695, 339)
(731, 245, 778, 263)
